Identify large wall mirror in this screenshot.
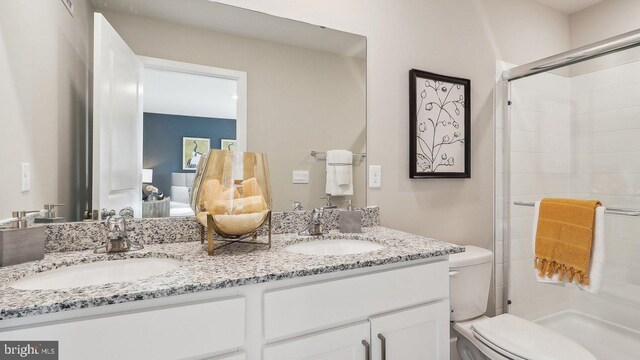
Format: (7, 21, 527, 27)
(0, 0, 366, 222)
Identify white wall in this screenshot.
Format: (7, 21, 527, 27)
(143, 68, 238, 120)
(570, 0, 640, 48)
(0, 0, 93, 220)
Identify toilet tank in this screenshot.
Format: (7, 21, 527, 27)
(449, 246, 493, 321)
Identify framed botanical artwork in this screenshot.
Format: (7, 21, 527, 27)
(220, 139, 237, 152)
(183, 137, 210, 171)
(409, 69, 471, 178)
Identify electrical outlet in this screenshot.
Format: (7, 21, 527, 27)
(292, 170, 309, 184)
(21, 163, 31, 192)
(369, 165, 381, 188)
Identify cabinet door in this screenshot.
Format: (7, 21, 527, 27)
(370, 301, 449, 360)
(264, 322, 369, 360)
(0, 298, 245, 360)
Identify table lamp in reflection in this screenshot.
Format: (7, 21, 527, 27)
(142, 169, 153, 183)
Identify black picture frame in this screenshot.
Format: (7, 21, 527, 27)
(409, 69, 471, 179)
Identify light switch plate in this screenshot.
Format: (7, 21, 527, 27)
(369, 165, 381, 188)
(21, 163, 31, 192)
(292, 170, 309, 184)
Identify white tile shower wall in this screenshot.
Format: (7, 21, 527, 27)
(570, 60, 640, 332)
(504, 72, 574, 320)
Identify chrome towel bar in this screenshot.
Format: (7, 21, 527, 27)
(513, 201, 640, 217)
(310, 151, 367, 160)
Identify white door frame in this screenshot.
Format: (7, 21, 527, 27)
(138, 56, 248, 152)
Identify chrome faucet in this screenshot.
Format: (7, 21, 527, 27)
(299, 207, 326, 236)
(291, 201, 304, 211)
(43, 204, 64, 219)
(320, 195, 337, 209)
(96, 215, 143, 253)
(119, 206, 135, 219)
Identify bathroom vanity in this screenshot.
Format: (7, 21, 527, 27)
(0, 223, 462, 360)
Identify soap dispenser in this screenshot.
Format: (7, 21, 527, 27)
(0, 211, 45, 266)
(339, 200, 362, 233)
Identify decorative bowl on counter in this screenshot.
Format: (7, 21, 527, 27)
(190, 150, 272, 255)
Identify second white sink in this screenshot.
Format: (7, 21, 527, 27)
(11, 258, 181, 290)
(284, 239, 384, 256)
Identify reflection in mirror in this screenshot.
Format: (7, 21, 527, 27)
(0, 0, 366, 222)
(142, 65, 244, 218)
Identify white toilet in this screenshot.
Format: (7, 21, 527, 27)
(449, 246, 596, 360)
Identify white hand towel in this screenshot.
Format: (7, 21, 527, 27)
(579, 206, 606, 294)
(532, 201, 606, 293)
(325, 150, 353, 196)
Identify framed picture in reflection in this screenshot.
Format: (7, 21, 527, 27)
(183, 137, 210, 171)
(221, 139, 237, 152)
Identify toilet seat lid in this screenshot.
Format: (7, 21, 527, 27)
(471, 314, 596, 360)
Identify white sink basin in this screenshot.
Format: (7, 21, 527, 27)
(11, 258, 181, 290)
(284, 239, 384, 256)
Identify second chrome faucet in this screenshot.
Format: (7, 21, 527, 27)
(299, 207, 326, 236)
(95, 211, 143, 253)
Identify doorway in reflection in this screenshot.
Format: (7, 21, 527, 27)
(141, 66, 243, 218)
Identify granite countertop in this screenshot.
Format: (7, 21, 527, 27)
(0, 226, 464, 320)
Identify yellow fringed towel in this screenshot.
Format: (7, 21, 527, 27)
(535, 198, 601, 286)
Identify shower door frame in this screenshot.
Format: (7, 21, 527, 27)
(498, 27, 640, 312)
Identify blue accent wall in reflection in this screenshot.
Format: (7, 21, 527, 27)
(143, 112, 236, 198)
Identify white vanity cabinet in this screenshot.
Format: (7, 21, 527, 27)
(263, 259, 450, 360)
(0, 297, 246, 360)
(0, 257, 451, 360)
(264, 300, 449, 360)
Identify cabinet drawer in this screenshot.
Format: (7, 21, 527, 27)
(0, 297, 245, 360)
(264, 260, 448, 340)
(264, 322, 369, 360)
